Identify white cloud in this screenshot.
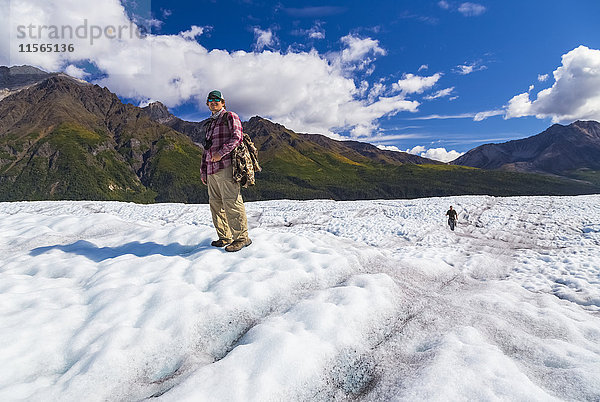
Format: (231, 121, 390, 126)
(377, 144, 402, 152)
(368, 81, 387, 100)
(309, 31, 325, 39)
(458, 2, 487, 16)
(142, 18, 163, 30)
(505, 92, 532, 119)
(406, 145, 426, 154)
(2, 0, 143, 72)
(253, 28, 277, 51)
(344, 94, 420, 137)
(473, 109, 504, 121)
(409, 109, 503, 121)
(305, 22, 325, 39)
(181, 25, 204, 40)
(457, 64, 474, 75)
(505, 45, 600, 123)
(423, 148, 464, 162)
(424, 86, 454, 100)
(340, 35, 386, 61)
(537, 74, 549, 82)
(438, 1, 451, 10)
(405, 146, 464, 162)
(455, 61, 487, 75)
(418, 64, 428, 71)
(376, 143, 463, 162)
(64, 64, 90, 78)
(392, 73, 442, 94)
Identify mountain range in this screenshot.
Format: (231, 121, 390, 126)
(1, 65, 599, 203)
(452, 120, 600, 176)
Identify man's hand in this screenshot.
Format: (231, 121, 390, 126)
(201, 177, 206, 185)
(210, 153, 222, 162)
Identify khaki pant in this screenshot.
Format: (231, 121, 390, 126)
(207, 165, 248, 242)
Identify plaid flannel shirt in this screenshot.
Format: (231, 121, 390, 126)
(201, 109, 243, 182)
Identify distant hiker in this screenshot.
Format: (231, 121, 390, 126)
(201, 90, 252, 252)
(446, 206, 458, 231)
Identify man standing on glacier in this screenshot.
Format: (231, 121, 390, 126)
(200, 90, 251, 252)
(446, 205, 458, 231)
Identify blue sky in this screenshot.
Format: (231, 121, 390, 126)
(2, 0, 600, 161)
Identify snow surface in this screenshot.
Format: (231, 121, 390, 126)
(1, 195, 599, 401)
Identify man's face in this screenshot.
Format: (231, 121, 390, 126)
(207, 98, 224, 113)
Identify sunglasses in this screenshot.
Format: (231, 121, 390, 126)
(207, 98, 222, 103)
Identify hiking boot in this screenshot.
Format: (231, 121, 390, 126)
(211, 239, 231, 247)
(225, 238, 252, 252)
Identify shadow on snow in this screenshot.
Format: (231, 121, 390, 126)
(30, 239, 208, 262)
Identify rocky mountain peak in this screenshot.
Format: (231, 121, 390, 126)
(571, 120, 600, 139)
(247, 115, 281, 128)
(245, 116, 296, 138)
(142, 101, 174, 124)
(0, 65, 53, 89)
(35, 75, 89, 91)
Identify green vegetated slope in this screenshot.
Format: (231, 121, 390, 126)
(564, 168, 600, 187)
(243, 153, 600, 201)
(142, 134, 205, 203)
(0, 120, 207, 203)
(0, 123, 153, 202)
(0, 76, 206, 203)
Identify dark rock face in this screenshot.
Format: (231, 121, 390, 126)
(451, 121, 600, 174)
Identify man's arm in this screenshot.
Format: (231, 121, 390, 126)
(201, 151, 208, 184)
